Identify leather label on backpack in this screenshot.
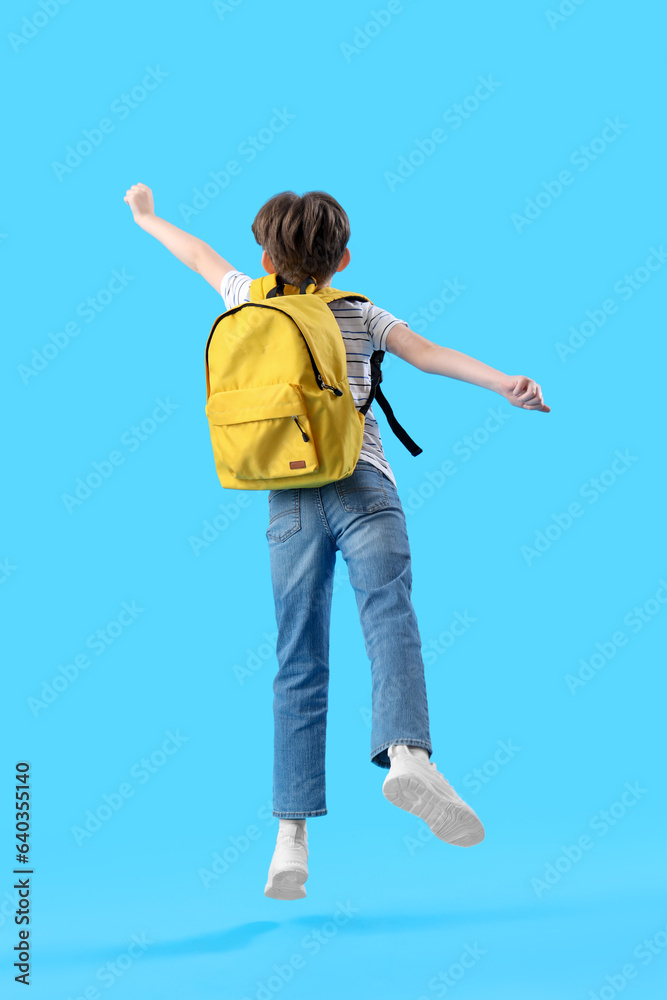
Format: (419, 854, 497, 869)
(290, 460, 306, 469)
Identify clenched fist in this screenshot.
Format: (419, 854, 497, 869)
(124, 183, 155, 223)
(500, 375, 550, 412)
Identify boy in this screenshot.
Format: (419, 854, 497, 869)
(124, 183, 549, 901)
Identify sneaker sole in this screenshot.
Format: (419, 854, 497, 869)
(383, 773, 485, 847)
(264, 868, 308, 900)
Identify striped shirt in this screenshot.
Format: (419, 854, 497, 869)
(220, 270, 405, 489)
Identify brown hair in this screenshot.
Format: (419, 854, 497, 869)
(251, 190, 350, 286)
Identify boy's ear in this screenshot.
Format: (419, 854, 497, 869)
(261, 249, 276, 274)
(335, 247, 351, 273)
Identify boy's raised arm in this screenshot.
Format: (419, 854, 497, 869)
(385, 323, 550, 412)
(123, 183, 235, 293)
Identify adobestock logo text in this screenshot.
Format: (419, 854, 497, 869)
(520, 449, 638, 566)
(178, 107, 296, 224)
(17, 269, 134, 385)
(385, 75, 501, 191)
(61, 397, 179, 513)
(27, 600, 145, 717)
(8, 0, 71, 53)
(51, 67, 169, 181)
(511, 117, 628, 234)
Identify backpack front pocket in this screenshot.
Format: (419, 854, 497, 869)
(205, 382, 319, 481)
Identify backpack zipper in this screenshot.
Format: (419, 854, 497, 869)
(206, 303, 344, 397)
(292, 416, 310, 442)
(317, 375, 343, 395)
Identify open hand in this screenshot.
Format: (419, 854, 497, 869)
(123, 183, 155, 223)
(501, 375, 550, 412)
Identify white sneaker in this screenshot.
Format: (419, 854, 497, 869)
(264, 822, 309, 900)
(382, 745, 485, 847)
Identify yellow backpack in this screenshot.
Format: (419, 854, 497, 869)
(204, 273, 421, 491)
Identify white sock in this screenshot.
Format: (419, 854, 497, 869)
(278, 818, 307, 836)
(391, 744, 430, 763)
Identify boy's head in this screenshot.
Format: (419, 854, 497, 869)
(251, 191, 351, 288)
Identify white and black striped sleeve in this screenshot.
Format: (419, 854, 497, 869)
(362, 302, 407, 352)
(220, 269, 253, 309)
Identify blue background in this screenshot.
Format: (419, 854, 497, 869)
(3, 1, 666, 997)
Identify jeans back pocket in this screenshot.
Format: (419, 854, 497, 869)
(267, 488, 302, 542)
(335, 462, 391, 513)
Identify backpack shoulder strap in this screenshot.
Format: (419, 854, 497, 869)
(358, 350, 422, 456)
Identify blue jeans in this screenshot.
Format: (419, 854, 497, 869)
(266, 459, 432, 818)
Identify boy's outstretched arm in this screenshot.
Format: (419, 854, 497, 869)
(123, 183, 235, 292)
(385, 324, 550, 412)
